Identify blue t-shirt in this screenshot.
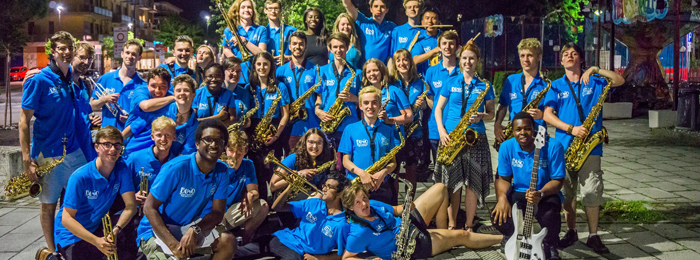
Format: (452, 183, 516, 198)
(54, 159, 134, 248)
(544, 75, 608, 156)
(500, 72, 549, 130)
(201, 158, 257, 216)
(124, 145, 178, 191)
(276, 60, 320, 136)
(395, 78, 427, 138)
(136, 153, 229, 245)
(222, 25, 269, 85)
(22, 66, 79, 158)
(315, 63, 362, 133)
(273, 198, 349, 256)
(345, 200, 401, 259)
(167, 105, 199, 156)
(424, 63, 460, 139)
(266, 24, 297, 56)
(252, 84, 290, 119)
(338, 120, 401, 180)
(412, 31, 439, 75)
(497, 137, 565, 200)
(390, 23, 424, 56)
(281, 153, 327, 187)
(124, 91, 171, 155)
(73, 79, 97, 161)
(158, 63, 193, 93)
(355, 12, 396, 63)
(95, 69, 146, 130)
(382, 84, 411, 134)
(191, 87, 236, 119)
(438, 75, 495, 134)
(329, 44, 361, 69)
(232, 84, 256, 114)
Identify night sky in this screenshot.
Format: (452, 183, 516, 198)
(163, 0, 211, 23)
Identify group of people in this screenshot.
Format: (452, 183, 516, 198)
(18, 0, 628, 259)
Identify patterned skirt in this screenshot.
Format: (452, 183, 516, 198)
(432, 134, 493, 209)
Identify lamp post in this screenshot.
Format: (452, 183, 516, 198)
(205, 15, 211, 42)
(56, 5, 64, 31)
(540, 9, 563, 70)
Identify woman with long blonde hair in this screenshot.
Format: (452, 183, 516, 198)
(222, 0, 269, 84)
(331, 13, 361, 68)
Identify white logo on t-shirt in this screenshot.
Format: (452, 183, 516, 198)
(286, 76, 293, 84)
(49, 87, 59, 94)
(399, 37, 408, 43)
(365, 28, 375, 35)
(558, 91, 570, 99)
(326, 79, 336, 86)
(322, 225, 334, 238)
(85, 190, 99, 200)
(266, 94, 277, 100)
(433, 81, 442, 88)
(582, 87, 593, 97)
(180, 187, 196, 198)
(198, 103, 208, 110)
(305, 75, 313, 83)
(356, 139, 369, 147)
(539, 159, 548, 169)
(306, 212, 317, 223)
(510, 93, 518, 100)
(531, 90, 540, 98)
(209, 184, 217, 196)
(423, 46, 431, 52)
(128, 91, 135, 99)
(176, 133, 185, 144)
(381, 137, 389, 146)
(512, 158, 524, 168)
(450, 87, 462, 93)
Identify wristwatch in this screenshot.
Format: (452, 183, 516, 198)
(537, 190, 544, 197)
(190, 225, 202, 235)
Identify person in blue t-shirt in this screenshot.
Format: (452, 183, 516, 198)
(275, 32, 319, 153)
(138, 119, 235, 260)
(70, 42, 101, 162)
(123, 67, 173, 155)
(54, 126, 136, 260)
(434, 41, 495, 231)
(168, 75, 200, 156)
(543, 42, 624, 254)
(424, 30, 460, 162)
(264, 0, 297, 64)
(270, 129, 336, 194)
(222, 0, 269, 85)
(363, 59, 413, 131)
(330, 13, 362, 69)
(412, 11, 442, 75)
(91, 39, 145, 131)
(314, 33, 362, 146)
(20, 32, 89, 258)
(387, 49, 430, 188)
(191, 64, 237, 124)
(223, 57, 256, 130)
(341, 182, 502, 260)
(389, 0, 425, 63)
(339, 86, 401, 205)
(492, 112, 566, 259)
(269, 172, 351, 260)
(342, 0, 397, 64)
(159, 36, 195, 91)
(494, 38, 551, 150)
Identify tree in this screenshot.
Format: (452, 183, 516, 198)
(99, 32, 146, 59)
(155, 15, 204, 48)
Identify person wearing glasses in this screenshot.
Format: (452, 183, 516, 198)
(53, 126, 137, 260)
(71, 42, 101, 162)
(191, 64, 237, 124)
(270, 129, 335, 195)
(267, 172, 351, 260)
(137, 119, 236, 260)
(122, 67, 173, 155)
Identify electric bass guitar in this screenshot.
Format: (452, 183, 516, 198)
(505, 125, 547, 260)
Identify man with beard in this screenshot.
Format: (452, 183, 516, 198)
(20, 31, 89, 260)
(276, 32, 319, 151)
(137, 119, 236, 260)
(70, 42, 101, 162)
(91, 39, 145, 131)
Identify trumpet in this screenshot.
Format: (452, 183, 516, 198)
(84, 72, 128, 118)
(264, 151, 327, 200)
(139, 167, 148, 194)
(279, 16, 286, 65)
(101, 214, 118, 260)
(216, 0, 252, 62)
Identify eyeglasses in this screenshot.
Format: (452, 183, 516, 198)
(201, 137, 226, 146)
(97, 142, 123, 150)
(321, 184, 338, 191)
(307, 140, 324, 146)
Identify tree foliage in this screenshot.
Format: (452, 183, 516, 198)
(0, 0, 49, 53)
(99, 32, 146, 59)
(155, 15, 204, 48)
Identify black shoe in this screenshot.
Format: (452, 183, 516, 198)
(558, 229, 578, 249)
(586, 235, 610, 254)
(545, 245, 561, 260)
(500, 239, 506, 254)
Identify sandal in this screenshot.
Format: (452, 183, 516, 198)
(448, 226, 457, 230)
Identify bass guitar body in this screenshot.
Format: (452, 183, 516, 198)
(504, 203, 547, 260)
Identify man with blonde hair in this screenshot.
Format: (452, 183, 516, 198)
(494, 38, 549, 149)
(390, 0, 425, 57)
(342, 0, 397, 63)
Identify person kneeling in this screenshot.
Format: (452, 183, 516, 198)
(491, 112, 565, 260)
(341, 183, 502, 259)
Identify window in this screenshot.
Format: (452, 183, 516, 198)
(49, 21, 54, 34)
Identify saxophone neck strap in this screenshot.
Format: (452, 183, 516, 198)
(362, 119, 380, 163)
(332, 63, 344, 95)
(292, 64, 305, 97)
(565, 77, 586, 123)
(460, 79, 474, 116)
(347, 208, 391, 233)
(520, 73, 537, 107)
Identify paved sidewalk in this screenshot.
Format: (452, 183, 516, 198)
(1, 118, 699, 259)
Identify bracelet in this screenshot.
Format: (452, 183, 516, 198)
(566, 124, 574, 135)
(114, 225, 122, 232)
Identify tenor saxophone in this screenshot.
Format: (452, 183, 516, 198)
(228, 94, 260, 132)
(320, 59, 355, 134)
(564, 76, 612, 172)
(493, 75, 551, 150)
(436, 75, 491, 165)
(392, 173, 418, 260)
(216, 0, 252, 62)
(288, 66, 322, 124)
(4, 144, 66, 198)
(265, 151, 335, 200)
(252, 87, 282, 150)
(405, 75, 431, 138)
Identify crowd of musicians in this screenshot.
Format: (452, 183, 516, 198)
(18, 0, 627, 259)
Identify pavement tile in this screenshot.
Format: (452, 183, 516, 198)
(602, 172, 626, 180)
(665, 177, 700, 186)
(0, 208, 38, 227)
(641, 223, 700, 239)
(649, 163, 688, 173)
(447, 247, 481, 259)
(648, 181, 693, 192)
(575, 232, 625, 245)
(0, 225, 13, 237)
(628, 188, 677, 199)
(601, 156, 628, 163)
(652, 250, 700, 260)
(559, 242, 605, 259)
(0, 232, 42, 252)
(0, 253, 14, 260)
(9, 216, 42, 234)
(635, 168, 676, 177)
(600, 223, 646, 233)
(614, 193, 652, 201)
(0, 208, 14, 217)
(614, 162, 652, 170)
(675, 171, 700, 179)
(675, 191, 700, 200)
(654, 197, 692, 203)
(615, 231, 686, 253)
(601, 243, 654, 259)
(602, 166, 637, 174)
(677, 237, 700, 253)
(607, 178, 651, 189)
(625, 174, 663, 183)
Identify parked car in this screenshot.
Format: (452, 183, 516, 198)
(10, 66, 28, 81)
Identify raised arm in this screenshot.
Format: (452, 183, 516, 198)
(341, 0, 359, 21)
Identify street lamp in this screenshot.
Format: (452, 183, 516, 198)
(128, 22, 133, 30)
(205, 15, 211, 41)
(540, 9, 564, 70)
(56, 4, 64, 31)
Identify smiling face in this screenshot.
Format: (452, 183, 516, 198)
(305, 10, 321, 30)
(204, 66, 224, 93)
(151, 126, 176, 152)
(338, 17, 352, 36)
(148, 76, 169, 98)
(173, 41, 193, 64)
(349, 189, 371, 218)
(53, 40, 74, 65)
(289, 36, 306, 59)
(519, 48, 540, 72)
(264, 2, 280, 21)
(122, 44, 141, 68)
(328, 39, 348, 60)
(225, 63, 242, 85)
(239, 0, 254, 21)
(421, 11, 439, 34)
(404, 0, 421, 19)
(460, 49, 479, 74)
(364, 62, 383, 86)
(394, 53, 411, 74)
(254, 57, 271, 79)
(439, 38, 457, 58)
(305, 133, 324, 159)
(513, 118, 535, 147)
(95, 137, 123, 164)
(360, 92, 381, 119)
(72, 48, 93, 75)
(196, 127, 226, 162)
(173, 82, 194, 106)
(321, 178, 340, 202)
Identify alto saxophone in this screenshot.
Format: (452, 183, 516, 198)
(252, 86, 282, 150)
(228, 94, 260, 132)
(265, 151, 334, 200)
(320, 59, 355, 134)
(436, 74, 491, 165)
(4, 144, 67, 199)
(352, 124, 405, 186)
(288, 66, 322, 124)
(392, 174, 418, 260)
(216, 0, 252, 62)
(493, 75, 552, 150)
(405, 75, 431, 138)
(564, 76, 612, 172)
